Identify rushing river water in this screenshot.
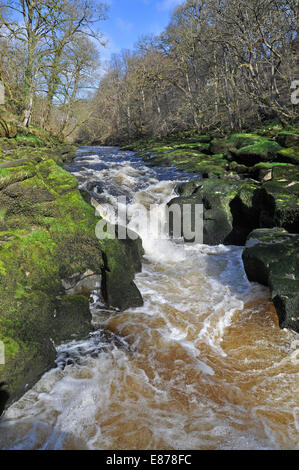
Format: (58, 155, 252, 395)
(0, 147, 298, 450)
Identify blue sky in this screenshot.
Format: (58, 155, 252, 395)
(99, 0, 182, 63)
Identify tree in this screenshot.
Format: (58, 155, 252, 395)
(43, 0, 107, 129)
(0, 0, 107, 127)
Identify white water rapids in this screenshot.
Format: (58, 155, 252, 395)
(0, 147, 298, 450)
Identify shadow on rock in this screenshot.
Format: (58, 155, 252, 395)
(0, 383, 9, 418)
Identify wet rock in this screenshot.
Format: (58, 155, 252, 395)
(210, 139, 236, 155)
(258, 179, 299, 233)
(100, 225, 144, 311)
(276, 147, 299, 165)
(86, 181, 103, 194)
(276, 132, 299, 148)
(0, 145, 144, 404)
(242, 228, 299, 333)
(62, 270, 102, 297)
(169, 179, 261, 245)
(80, 188, 92, 204)
(80, 181, 104, 204)
(52, 296, 92, 345)
(170, 164, 299, 246)
(232, 139, 282, 167)
(175, 180, 203, 197)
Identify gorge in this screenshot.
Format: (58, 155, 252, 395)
(0, 143, 298, 450)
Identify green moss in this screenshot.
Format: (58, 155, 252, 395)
(276, 147, 299, 165)
(228, 133, 265, 148)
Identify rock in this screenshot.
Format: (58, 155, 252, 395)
(62, 270, 102, 297)
(194, 156, 229, 178)
(99, 226, 144, 311)
(174, 142, 211, 154)
(80, 188, 92, 204)
(210, 139, 236, 155)
(229, 162, 250, 177)
(0, 383, 9, 417)
(52, 296, 92, 345)
(169, 167, 299, 246)
(168, 179, 260, 245)
(228, 134, 263, 148)
(80, 181, 104, 205)
(233, 139, 282, 166)
(249, 162, 297, 182)
(259, 179, 299, 233)
(249, 163, 274, 182)
(86, 181, 103, 194)
(228, 182, 263, 245)
(242, 228, 299, 333)
(211, 133, 284, 168)
(276, 132, 299, 148)
(276, 147, 299, 165)
(195, 135, 212, 144)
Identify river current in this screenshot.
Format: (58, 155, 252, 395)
(0, 147, 298, 450)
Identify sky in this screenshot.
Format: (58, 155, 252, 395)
(99, 0, 183, 63)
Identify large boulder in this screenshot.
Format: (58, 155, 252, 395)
(175, 180, 203, 197)
(99, 226, 144, 311)
(242, 228, 299, 333)
(168, 178, 261, 245)
(233, 137, 282, 167)
(258, 178, 299, 233)
(276, 131, 299, 148)
(210, 138, 236, 155)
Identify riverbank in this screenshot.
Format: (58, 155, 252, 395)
(0, 131, 143, 410)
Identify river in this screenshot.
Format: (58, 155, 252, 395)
(0, 146, 298, 450)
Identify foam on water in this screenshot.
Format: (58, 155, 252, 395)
(0, 146, 298, 450)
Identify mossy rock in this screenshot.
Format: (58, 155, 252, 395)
(172, 142, 211, 154)
(229, 162, 249, 176)
(228, 133, 265, 148)
(168, 179, 259, 245)
(0, 289, 57, 403)
(276, 147, 299, 165)
(51, 295, 92, 345)
(196, 135, 212, 144)
(0, 140, 144, 407)
(233, 140, 282, 166)
(243, 228, 299, 333)
(249, 162, 298, 182)
(271, 164, 299, 181)
(99, 226, 144, 311)
(210, 139, 236, 155)
(0, 120, 17, 139)
(167, 177, 298, 246)
(276, 132, 299, 148)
